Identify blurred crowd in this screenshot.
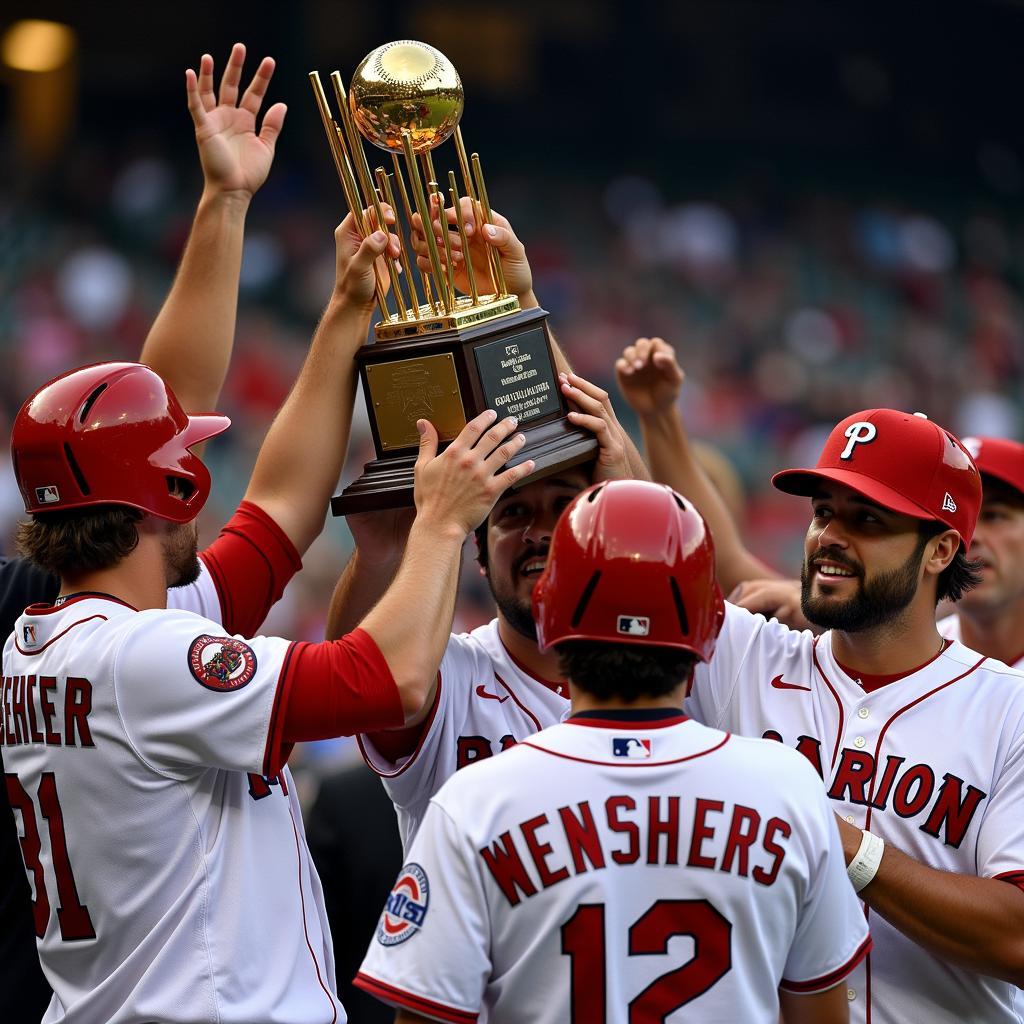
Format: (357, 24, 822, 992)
(4, 141, 1023, 778)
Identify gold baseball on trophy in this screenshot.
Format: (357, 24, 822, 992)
(349, 40, 464, 152)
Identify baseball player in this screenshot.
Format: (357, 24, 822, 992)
(1, 177, 536, 1023)
(0, 41, 288, 1023)
(355, 481, 869, 1024)
(615, 339, 1024, 1023)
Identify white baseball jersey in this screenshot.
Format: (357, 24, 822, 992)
(2, 593, 344, 1024)
(938, 613, 1024, 670)
(686, 602, 1024, 1024)
(359, 618, 570, 845)
(356, 711, 870, 1023)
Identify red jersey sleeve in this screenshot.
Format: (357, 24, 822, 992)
(199, 500, 302, 638)
(265, 628, 405, 772)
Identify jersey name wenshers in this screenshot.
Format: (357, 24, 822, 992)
(481, 792, 792, 906)
(1, 674, 94, 748)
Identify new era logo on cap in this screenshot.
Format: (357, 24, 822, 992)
(617, 616, 650, 636)
(772, 409, 982, 546)
(35, 485, 60, 504)
(613, 737, 652, 758)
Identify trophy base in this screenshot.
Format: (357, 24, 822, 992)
(331, 415, 599, 515)
(374, 294, 521, 341)
(331, 306, 600, 517)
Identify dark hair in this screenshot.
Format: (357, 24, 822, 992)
(918, 520, 983, 603)
(17, 506, 142, 577)
(474, 520, 489, 569)
(556, 640, 699, 702)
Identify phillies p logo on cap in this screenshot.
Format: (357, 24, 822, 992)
(771, 408, 983, 547)
(840, 422, 877, 460)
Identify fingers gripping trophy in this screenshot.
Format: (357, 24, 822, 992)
(310, 41, 598, 513)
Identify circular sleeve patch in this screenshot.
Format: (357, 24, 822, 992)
(188, 635, 257, 692)
(376, 862, 430, 946)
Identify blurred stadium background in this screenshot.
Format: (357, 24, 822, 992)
(2, 1, 1023, 773)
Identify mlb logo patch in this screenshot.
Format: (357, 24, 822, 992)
(22, 624, 37, 646)
(617, 615, 650, 636)
(35, 486, 60, 504)
(613, 737, 652, 759)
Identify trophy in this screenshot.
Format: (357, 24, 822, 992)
(309, 40, 598, 514)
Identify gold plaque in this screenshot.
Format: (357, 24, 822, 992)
(365, 353, 466, 451)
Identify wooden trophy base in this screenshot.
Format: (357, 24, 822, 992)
(331, 306, 599, 516)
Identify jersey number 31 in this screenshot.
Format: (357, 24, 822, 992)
(6, 772, 96, 941)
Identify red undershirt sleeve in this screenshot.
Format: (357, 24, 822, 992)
(266, 628, 405, 772)
(199, 500, 303, 638)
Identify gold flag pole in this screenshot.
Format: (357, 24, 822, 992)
(308, 71, 389, 322)
(391, 154, 439, 314)
(330, 72, 407, 321)
(470, 152, 508, 297)
(402, 130, 452, 314)
(449, 169, 478, 305)
(431, 181, 459, 309)
(376, 168, 418, 315)
(454, 126, 500, 296)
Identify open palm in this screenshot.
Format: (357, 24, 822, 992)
(185, 43, 286, 198)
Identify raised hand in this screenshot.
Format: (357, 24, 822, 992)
(332, 207, 401, 311)
(185, 42, 287, 199)
(410, 197, 536, 307)
(414, 410, 535, 536)
(558, 371, 632, 482)
(615, 336, 685, 418)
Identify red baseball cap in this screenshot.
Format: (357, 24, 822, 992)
(772, 409, 982, 547)
(960, 436, 1024, 497)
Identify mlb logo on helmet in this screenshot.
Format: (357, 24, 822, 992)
(772, 409, 983, 547)
(617, 615, 650, 636)
(377, 863, 430, 946)
(35, 486, 60, 504)
(613, 737, 652, 758)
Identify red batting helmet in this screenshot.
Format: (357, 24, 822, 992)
(532, 479, 725, 660)
(11, 362, 230, 523)
(772, 409, 982, 547)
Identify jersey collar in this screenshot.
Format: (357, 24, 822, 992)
(568, 707, 688, 729)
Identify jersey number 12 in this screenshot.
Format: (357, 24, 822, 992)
(6, 772, 96, 941)
(562, 898, 732, 1022)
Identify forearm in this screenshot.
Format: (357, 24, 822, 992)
(858, 838, 1024, 983)
(139, 189, 250, 411)
(639, 409, 775, 592)
(325, 548, 401, 640)
(244, 299, 369, 553)
(360, 521, 463, 720)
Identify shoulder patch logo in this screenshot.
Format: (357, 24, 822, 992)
(377, 862, 429, 946)
(188, 635, 257, 692)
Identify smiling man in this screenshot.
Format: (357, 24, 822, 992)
(682, 409, 1024, 1024)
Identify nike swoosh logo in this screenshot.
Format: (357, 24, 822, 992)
(770, 674, 812, 692)
(476, 685, 509, 703)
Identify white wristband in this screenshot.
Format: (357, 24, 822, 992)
(847, 829, 885, 893)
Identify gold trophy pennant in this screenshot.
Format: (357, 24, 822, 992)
(311, 41, 597, 514)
